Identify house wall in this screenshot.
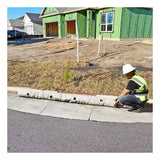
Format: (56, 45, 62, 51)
(33, 23, 43, 35)
(86, 9, 96, 38)
(43, 7, 58, 15)
(14, 27, 24, 32)
(61, 15, 65, 37)
(64, 12, 77, 37)
(7, 21, 13, 30)
(8, 21, 24, 32)
(86, 10, 91, 38)
(120, 8, 153, 38)
(42, 9, 87, 38)
(8, 24, 24, 32)
(96, 7, 122, 39)
(92, 11, 96, 38)
(65, 10, 92, 38)
(65, 12, 77, 21)
(24, 14, 34, 35)
(77, 10, 86, 37)
(41, 7, 153, 39)
(42, 15, 61, 37)
(42, 8, 61, 37)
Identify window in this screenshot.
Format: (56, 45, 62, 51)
(100, 12, 114, 33)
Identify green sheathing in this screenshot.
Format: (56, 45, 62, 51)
(144, 9, 152, 38)
(65, 12, 77, 21)
(86, 10, 92, 38)
(61, 15, 65, 37)
(120, 8, 130, 38)
(65, 11, 87, 38)
(92, 11, 95, 38)
(42, 7, 65, 38)
(64, 12, 77, 37)
(43, 7, 57, 15)
(111, 8, 122, 38)
(77, 11, 86, 37)
(86, 9, 95, 38)
(42, 15, 61, 37)
(41, 7, 152, 39)
(96, 8, 122, 39)
(121, 8, 153, 38)
(150, 17, 153, 38)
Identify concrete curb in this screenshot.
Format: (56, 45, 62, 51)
(17, 88, 115, 107)
(8, 92, 152, 123)
(7, 86, 153, 104)
(7, 87, 152, 123)
(7, 86, 24, 93)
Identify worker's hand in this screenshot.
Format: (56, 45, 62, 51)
(114, 100, 119, 107)
(115, 97, 119, 101)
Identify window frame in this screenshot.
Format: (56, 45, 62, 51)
(100, 12, 114, 33)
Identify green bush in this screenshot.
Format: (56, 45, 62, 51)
(61, 63, 73, 84)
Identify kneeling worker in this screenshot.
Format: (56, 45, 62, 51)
(115, 64, 149, 112)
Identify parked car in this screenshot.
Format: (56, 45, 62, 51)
(7, 30, 27, 39)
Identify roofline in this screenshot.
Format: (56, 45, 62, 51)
(40, 7, 47, 16)
(39, 7, 97, 18)
(39, 7, 153, 18)
(26, 12, 41, 16)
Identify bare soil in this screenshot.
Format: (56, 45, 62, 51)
(8, 38, 153, 98)
(8, 38, 152, 69)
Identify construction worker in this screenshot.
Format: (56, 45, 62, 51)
(115, 64, 149, 112)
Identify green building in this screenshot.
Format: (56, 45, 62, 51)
(40, 7, 153, 40)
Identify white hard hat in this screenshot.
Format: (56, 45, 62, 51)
(122, 64, 136, 74)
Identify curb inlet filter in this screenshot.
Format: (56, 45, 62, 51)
(18, 89, 115, 107)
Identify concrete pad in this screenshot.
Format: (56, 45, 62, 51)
(90, 106, 152, 123)
(8, 93, 46, 114)
(40, 100, 93, 121)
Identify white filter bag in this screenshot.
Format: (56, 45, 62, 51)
(103, 97, 115, 107)
(61, 93, 76, 102)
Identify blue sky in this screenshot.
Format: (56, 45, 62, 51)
(7, 7, 44, 20)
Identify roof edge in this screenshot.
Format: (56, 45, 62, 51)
(39, 7, 97, 18)
(40, 7, 47, 16)
(39, 7, 153, 18)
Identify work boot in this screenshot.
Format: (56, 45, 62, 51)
(128, 103, 145, 113)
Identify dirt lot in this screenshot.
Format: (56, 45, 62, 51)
(8, 38, 153, 98)
(8, 38, 152, 69)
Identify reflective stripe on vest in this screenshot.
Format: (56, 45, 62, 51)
(131, 74, 149, 101)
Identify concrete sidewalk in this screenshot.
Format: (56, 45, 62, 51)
(7, 87, 152, 123)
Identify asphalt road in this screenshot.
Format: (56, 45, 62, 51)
(8, 109, 152, 152)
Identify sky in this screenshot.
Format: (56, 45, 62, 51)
(7, 7, 44, 20)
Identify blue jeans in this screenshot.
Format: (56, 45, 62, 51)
(118, 95, 145, 109)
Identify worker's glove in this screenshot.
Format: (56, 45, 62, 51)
(114, 98, 119, 107)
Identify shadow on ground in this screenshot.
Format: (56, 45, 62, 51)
(141, 103, 153, 113)
(8, 38, 50, 45)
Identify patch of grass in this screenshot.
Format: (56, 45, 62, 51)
(7, 60, 153, 98)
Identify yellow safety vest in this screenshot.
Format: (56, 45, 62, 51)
(131, 74, 149, 102)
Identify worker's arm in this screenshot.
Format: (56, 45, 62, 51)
(118, 88, 131, 98)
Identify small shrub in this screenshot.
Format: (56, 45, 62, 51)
(61, 63, 73, 84)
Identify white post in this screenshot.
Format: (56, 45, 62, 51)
(76, 20, 79, 63)
(98, 35, 101, 56)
